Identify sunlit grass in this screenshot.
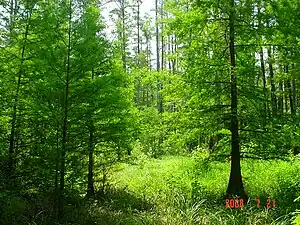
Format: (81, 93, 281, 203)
(109, 155, 300, 225)
(3, 155, 298, 224)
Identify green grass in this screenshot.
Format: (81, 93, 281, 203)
(107, 155, 300, 225)
(1, 155, 300, 224)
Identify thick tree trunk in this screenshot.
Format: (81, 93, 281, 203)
(225, 0, 247, 201)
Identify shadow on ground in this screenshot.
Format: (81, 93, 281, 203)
(1, 188, 158, 225)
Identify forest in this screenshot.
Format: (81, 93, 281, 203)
(0, 0, 300, 224)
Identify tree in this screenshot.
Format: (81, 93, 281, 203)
(155, 0, 163, 114)
(225, 0, 247, 200)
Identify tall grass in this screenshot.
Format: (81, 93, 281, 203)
(2, 155, 299, 224)
(111, 155, 300, 225)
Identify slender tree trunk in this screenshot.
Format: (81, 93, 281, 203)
(121, 0, 126, 70)
(267, 47, 277, 116)
(151, 89, 154, 105)
(155, 0, 160, 71)
(54, 123, 59, 220)
(171, 35, 176, 73)
(259, 50, 267, 128)
(155, 0, 163, 113)
(175, 36, 178, 72)
(258, 2, 267, 125)
(58, 0, 72, 220)
(292, 64, 297, 114)
(142, 84, 145, 106)
(8, 9, 30, 185)
(135, 0, 141, 105)
(287, 80, 294, 114)
(87, 69, 95, 197)
(161, 1, 164, 70)
(167, 32, 172, 113)
(146, 88, 149, 107)
(284, 66, 295, 115)
(283, 66, 289, 114)
(278, 80, 284, 115)
(226, 0, 247, 201)
(146, 36, 150, 67)
(9, 0, 15, 36)
(284, 83, 288, 113)
(87, 124, 95, 197)
(137, 0, 140, 56)
(168, 34, 171, 71)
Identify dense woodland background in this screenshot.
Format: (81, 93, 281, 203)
(0, 0, 300, 224)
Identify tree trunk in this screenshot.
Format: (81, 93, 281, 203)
(54, 123, 59, 219)
(137, 0, 140, 56)
(87, 68, 95, 197)
(278, 80, 284, 115)
(86, 124, 95, 197)
(135, 1, 141, 105)
(155, 0, 160, 71)
(267, 47, 277, 116)
(9, 0, 15, 36)
(292, 64, 297, 114)
(155, 0, 163, 113)
(58, 0, 72, 220)
(8, 8, 30, 185)
(259, 49, 267, 128)
(283, 67, 289, 114)
(121, 0, 126, 70)
(225, 0, 247, 201)
(168, 34, 171, 70)
(171, 35, 176, 73)
(285, 66, 295, 115)
(161, 1, 164, 70)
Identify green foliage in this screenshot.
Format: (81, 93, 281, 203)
(1, 0, 300, 224)
(293, 197, 300, 225)
(0, 0, 135, 220)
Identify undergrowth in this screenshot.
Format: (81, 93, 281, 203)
(1, 154, 300, 224)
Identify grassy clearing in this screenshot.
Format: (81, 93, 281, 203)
(1, 155, 300, 224)
(108, 155, 300, 225)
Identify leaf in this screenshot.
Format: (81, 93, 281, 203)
(292, 215, 300, 225)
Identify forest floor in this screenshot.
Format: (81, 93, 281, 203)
(100, 155, 300, 225)
(2, 155, 300, 225)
